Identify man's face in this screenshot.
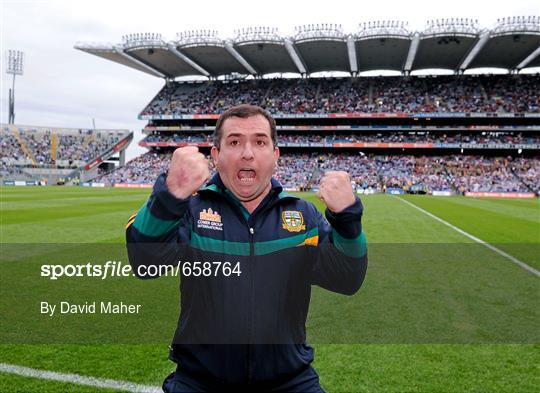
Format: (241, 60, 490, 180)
(211, 114, 279, 202)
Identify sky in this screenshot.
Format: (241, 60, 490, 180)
(1, 0, 539, 161)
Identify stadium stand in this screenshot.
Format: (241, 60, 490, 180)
(1, 125, 132, 184)
(141, 131, 540, 146)
(93, 149, 539, 195)
(94, 152, 172, 185)
(139, 75, 539, 116)
(510, 157, 540, 193)
(8, 17, 537, 194)
(125, 73, 539, 198)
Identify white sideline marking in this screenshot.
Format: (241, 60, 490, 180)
(0, 363, 162, 393)
(396, 197, 540, 277)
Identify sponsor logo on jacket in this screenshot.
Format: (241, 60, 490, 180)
(198, 208, 223, 231)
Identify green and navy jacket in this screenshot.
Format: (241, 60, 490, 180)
(126, 173, 367, 385)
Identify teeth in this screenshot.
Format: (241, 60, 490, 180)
(238, 169, 256, 182)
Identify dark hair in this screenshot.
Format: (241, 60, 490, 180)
(213, 104, 277, 149)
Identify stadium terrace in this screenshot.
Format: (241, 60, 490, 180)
(1, 125, 131, 185)
(2, 17, 540, 197)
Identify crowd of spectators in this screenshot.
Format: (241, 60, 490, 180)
(92, 152, 172, 184)
(56, 133, 121, 163)
(376, 155, 452, 191)
(310, 153, 380, 190)
(0, 128, 124, 169)
(445, 156, 528, 193)
(275, 153, 319, 190)
(141, 131, 540, 146)
(0, 131, 29, 166)
(510, 158, 540, 193)
(4, 124, 538, 193)
(139, 74, 539, 116)
(143, 132, 211, 143)
(92, 150, 539, 194)
(371, 77, 433, 113)
(24, 132, 52, 164)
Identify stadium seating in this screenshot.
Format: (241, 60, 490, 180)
(0, 126, 129, 176)
(93, 152, 172, 184)
(93, 151, 539, 194)
(4, 74, 538, 194)
(510, 157, 540, 193)
(141, 131, 540, 146)
(140, 75, 540, 116)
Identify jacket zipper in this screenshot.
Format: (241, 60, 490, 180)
(247, 224, 255, 384)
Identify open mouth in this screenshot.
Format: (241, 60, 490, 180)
(237, 169, 256, 183)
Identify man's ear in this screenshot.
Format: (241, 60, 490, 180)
(274, 146, 280, 160)
(211, 146, 219, 168)
(273, 146, 280, 172)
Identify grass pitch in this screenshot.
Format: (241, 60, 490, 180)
(1, 186, 539, 392)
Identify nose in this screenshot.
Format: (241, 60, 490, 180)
(241, 142, 254, 160)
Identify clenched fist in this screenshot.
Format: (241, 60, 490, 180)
(166, 146, 210, 199)
(316, 171, 356, 213)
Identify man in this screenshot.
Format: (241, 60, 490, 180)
(126, 104, 368, 392)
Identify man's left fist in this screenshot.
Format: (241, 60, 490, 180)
(316, 171, 356, 213)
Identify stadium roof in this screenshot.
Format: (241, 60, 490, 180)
(75, 16, 540, 79)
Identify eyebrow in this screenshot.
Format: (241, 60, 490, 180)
(226, 133, 270, 138)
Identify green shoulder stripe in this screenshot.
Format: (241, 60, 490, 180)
(200, 184, 220, 193)
(332, 230, 368, 258)
(190, 227, 319, 256)
(277, 191, 295, 199)
(190, 231, 250, 256)
(133, 204, 180, 237)
(255, 227, 318, 256)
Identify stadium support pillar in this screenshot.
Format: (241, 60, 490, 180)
(284, 39, 307, 75)
(516, 44, 540, 70)
(459, 32, 489, 70)
(224, 43, 257, 75)
(404, 33, 420, 73)
(167, 44, 211, 77)
(8, 74, 16, 124)
(114, 46, 166, 78)
(8, 88, 14, 124)
(119, 149, 126, 167)
(347, 36, 358, 75)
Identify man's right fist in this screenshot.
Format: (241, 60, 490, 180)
(166, 146, 210, 199)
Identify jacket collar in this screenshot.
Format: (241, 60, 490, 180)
(200, 173, 297, 202)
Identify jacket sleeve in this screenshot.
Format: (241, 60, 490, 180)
(125, 173, 191, 279)
(310, 197, 368, 295)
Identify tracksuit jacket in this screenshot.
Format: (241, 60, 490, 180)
(126, 173, 368, 388)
